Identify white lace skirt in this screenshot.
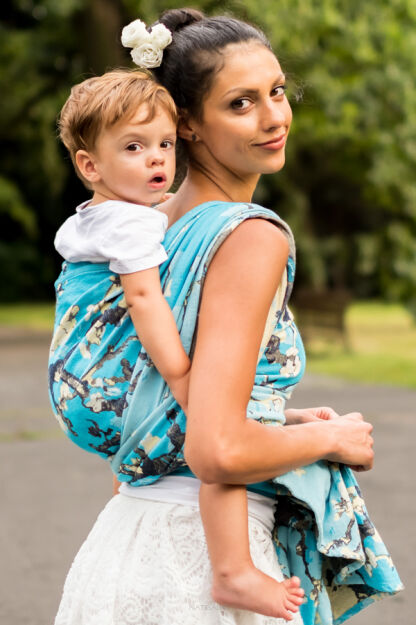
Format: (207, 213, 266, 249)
(55, 492, 303, 625)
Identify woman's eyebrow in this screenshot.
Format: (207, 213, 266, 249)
(223, 73, 286, 97)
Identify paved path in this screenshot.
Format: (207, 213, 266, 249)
(0, 335, 413, 624)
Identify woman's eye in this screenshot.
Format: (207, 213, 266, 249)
(272, 85, 287, 97)
(126, 143, 143, 152)
(231, 98, 252, 111)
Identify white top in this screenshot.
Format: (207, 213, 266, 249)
(120, 476, 276, 533)
(54, 199, 169, 274)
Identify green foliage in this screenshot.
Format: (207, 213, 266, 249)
(241, 0, 416, 312)
(0, 0, 415, 310)
(0, 0, 125, 300)
(0, 176, 37, 236)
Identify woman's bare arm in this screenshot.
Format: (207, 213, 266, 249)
(185, 219, 374, 484)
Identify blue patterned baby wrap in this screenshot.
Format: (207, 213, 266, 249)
(49, 201, 402, 625)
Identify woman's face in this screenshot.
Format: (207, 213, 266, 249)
(191, 42, 292, 179)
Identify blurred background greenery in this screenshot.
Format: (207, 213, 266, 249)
(1, 0, 415, 385)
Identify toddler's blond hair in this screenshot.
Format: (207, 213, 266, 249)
(58, 69, 177, 184)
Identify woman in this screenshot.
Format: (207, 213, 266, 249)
(50, 9, 402, 625)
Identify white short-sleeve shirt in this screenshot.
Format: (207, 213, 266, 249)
(54, 200, 168, 274)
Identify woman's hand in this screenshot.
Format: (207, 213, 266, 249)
(325, 412, 374, 471)
(285, 406, 339, 425)
(285, 408, 373, 471)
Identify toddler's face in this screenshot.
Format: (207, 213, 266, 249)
(91, 105, 176, 206)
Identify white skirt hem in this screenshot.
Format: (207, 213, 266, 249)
(55, 494, 303, 625)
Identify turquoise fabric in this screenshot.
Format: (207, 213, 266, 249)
(49, 200, 402, 625)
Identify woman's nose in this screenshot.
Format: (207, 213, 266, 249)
(262, 101, 288, 131)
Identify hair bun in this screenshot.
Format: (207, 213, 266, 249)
(158, 8, 204, 34)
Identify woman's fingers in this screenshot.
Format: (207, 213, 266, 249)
(314, 406, 339, 420)
(342, 411, 364, 421)
(293, 409, 374, 470)
(327, 414, 374, 470)
(284, 406, 341, 424)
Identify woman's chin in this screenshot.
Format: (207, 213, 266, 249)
(258, 151, 286, 175)
(261, 160, 286, 175)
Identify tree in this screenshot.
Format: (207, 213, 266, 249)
(0, 0, 126, 300)
(1, 0, 415, 311)
(243, 0, 416, 312)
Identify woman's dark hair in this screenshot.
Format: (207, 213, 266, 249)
(152, 8, 272, 120)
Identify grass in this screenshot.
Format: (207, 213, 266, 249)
(305, 301, 416, 388)
(0, 302, 55, 331)
(0, 428, 64, 443)
(0, 300, 415, 388)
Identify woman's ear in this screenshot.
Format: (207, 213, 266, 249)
(177, 112, 200, 143)
(75, 150, 101, 183)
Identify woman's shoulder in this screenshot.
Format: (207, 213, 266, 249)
(208, 201, 295, 260)
(207, 199, 283, 219)
(187, 201, 293, 275)
(209, 200, 292, 235)
(182, 200, 291, 233)
(165, 199, 295, 267)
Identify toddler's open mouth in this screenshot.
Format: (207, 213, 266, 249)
(148, 173, 167, 189)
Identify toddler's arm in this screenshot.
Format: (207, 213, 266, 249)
(120, 267, 190, 410)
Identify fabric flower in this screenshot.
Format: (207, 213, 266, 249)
(150, 23, 172, 49)
(122, 19, 172, 68)
(131, 43, 163, 69)
(121, 19, 149, 49)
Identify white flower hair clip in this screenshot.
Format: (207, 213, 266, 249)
(121, 19, 172, 69)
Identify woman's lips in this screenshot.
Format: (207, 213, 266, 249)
(255, 134, 287, 151)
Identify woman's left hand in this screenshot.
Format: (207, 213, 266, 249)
(285, 407, 369, 472)
(284, 406, 340, 425)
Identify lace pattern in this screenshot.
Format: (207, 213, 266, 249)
(55, 494, 303, 625)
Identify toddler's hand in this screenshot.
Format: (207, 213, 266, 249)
(160, 192, 174, 203)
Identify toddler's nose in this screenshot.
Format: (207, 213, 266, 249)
(147, 151, 165, 167)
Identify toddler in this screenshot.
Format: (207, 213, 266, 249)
(55, 70, 190, 407)
(55, 69, 303, 619)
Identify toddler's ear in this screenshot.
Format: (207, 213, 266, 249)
(75, 150, 101, 183)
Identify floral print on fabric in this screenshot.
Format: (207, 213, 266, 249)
(48, 201, 402, 625)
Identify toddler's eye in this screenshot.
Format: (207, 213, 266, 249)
(126, 143, 143, 152)
(161, 139, 175, 149)
(231, 98, 251, 111)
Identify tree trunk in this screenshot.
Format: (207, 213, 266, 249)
(81, 0, 127, 74)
